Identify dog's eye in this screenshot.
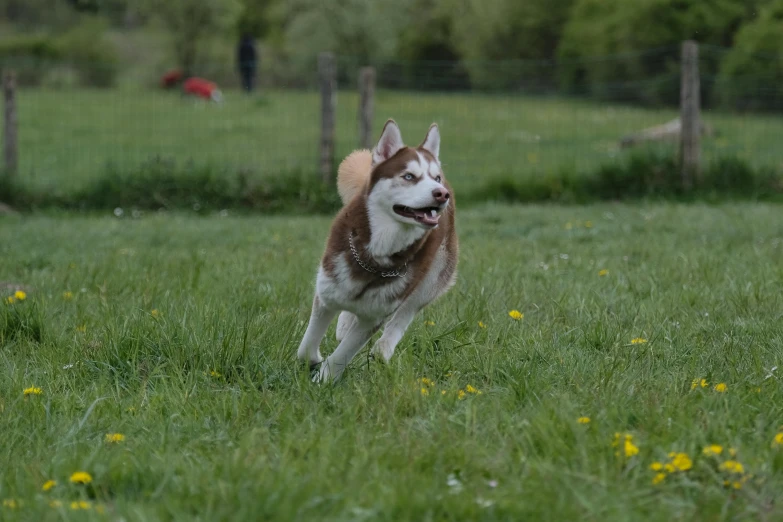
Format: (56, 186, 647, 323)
(435, 175, 442, 183)
(403, 173, 415, 181)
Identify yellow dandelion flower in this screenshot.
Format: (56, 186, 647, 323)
(598, 269, 609, 276)
(14, 290, 26, 301)
(419, 377, 435, 388)
(69, 471, 92, 484)
(75, 324, 86, 333)
(478, 321, 487, 329)
(773, 432, 783, 448)
(508, 310, 523, 320)
(630, 338, 647, 344)
(105, 433, 125, 443)
(664, 463, 676, 473)
(585, 221, 594, 228)
(24, 386, 43, 396)
(70, 500, 91, 510)
(754, 386, 761, 393)
(209, 370, 221, 378)
(719, 460, 744, 474)
(691, 378, 709, 390)
(703, 444, 723, 456)
(611, 432, 625, 447)
(465, 384, 481, 394)
(624, 439, 639, 457)
(420, 387, 430, 396)
(63, 291, 74, 300)
(731, 481, 742, 489)
(714, 383, 727, 393)
(728, 448, 737, 457)
(150, 309, 160, 318)
(49, 500, 63, 508)
(671, 453, 692, 472)
(424, 320, 435, 326)
(577, 416, 591, 424)
(441, 390, 447, 395)
(652, 473, 666, 485)
(457, 390, 466, 400)
(650, 462, 663, 471)
(5, 296, 15, 304)
(42, 480, 57, 491)
(3, 499, 19, 509)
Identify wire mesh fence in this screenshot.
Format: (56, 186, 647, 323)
(2, 44, 782, 201)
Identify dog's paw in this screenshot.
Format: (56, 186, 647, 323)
(370, 338, 395, 363)
(311, 361, 333, 384)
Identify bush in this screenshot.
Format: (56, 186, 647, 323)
(68, 156, 341, 214)
(53, 17, 119, 88)
(717, 1, 783, 111)
(558, 0, 762, 107)
(0, 35, 61, 86)
(392, 0, 469, 90)
(469, 152, 783, 204)
(4, 154, 781, 213)
(0, 18, 118, 87)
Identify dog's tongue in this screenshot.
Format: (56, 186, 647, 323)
(413, 209, 440, 226)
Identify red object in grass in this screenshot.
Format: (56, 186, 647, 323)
(161, 69, 184, 88)
(182, 77, 222, 102)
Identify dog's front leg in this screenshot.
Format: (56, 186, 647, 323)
(370, 303, 418, 363)
(316, 318, 378, 383)
(296, 295, 337, 368)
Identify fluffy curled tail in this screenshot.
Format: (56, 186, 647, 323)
(337, 149, 372, 206)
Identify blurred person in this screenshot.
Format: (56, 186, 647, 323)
(237, 33, 258, 93)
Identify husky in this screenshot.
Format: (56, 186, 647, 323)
(296, 120, 459, 382)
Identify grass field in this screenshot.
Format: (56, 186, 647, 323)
(14, 88, 783, 195)
(2, 202, 783, 520)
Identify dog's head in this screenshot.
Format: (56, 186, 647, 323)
(367, 120, 450, 229)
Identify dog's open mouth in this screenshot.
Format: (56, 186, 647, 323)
(393, 205, 441, 227)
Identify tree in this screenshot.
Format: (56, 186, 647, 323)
(558, 0, 765, 106)
(718, 0, 783, 110)
(445, 0, 576, 90)
(148, 0, 241, 76)
(281, 0, 411, 63)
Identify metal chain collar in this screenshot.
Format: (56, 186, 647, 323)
(348, 233, 408, 278)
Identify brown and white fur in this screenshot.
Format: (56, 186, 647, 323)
(296, 120, 459, 382)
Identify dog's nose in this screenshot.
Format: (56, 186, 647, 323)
(432, 188, 450, 203)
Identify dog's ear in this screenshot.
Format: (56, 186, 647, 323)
(372, 119, 404, 166)
(420, 123, 440, 161)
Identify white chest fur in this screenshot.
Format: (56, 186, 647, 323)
(316, 254, 409, 320)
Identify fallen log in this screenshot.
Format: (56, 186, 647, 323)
(619, 118, 713, 148)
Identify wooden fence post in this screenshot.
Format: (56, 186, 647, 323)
(3, 70, 18, 179)
(318, 52, 336, 183)
(680, 40, 700, 188)
(358, 66, 375, 149)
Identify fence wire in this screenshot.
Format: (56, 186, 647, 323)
(2, 46, 782, 198)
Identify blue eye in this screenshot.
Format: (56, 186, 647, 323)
(403, 173, 414, 181)
(435, 175, 442, 183)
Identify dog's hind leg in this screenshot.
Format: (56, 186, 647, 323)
(370, 303, 418, 363)
(296, 295, 337, 368)
(336, 311, 357, 341)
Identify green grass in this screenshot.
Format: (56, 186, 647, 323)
(13, 88, 783, 196)
(2, 202, 783, 520)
